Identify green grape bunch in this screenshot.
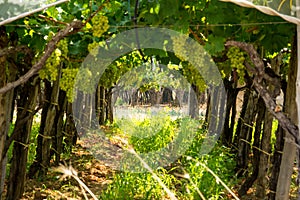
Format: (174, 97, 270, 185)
(91, 14, 109, 38)
(87, 41, 99, 56)
(57, 39, 68, 58)
(40, 38, 69, 81)
(182, 63, 207, 92)
(172, 35, 209, 89)
(226, 46, 246, 83)
(171, 35, 189, 61)
(60, 68, 78, 102)
(39, 48, 61, 81)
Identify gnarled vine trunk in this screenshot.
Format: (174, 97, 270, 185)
(7, 77, 39, 199)
(63, 102, 78, 151)
(52, 90, 67, 165)
(236, 87, 258, 175)
(221, 78, 239, 146)
(28, 69, 61, 177)
(268, 81, 287, 200)
(97, 85, 106, 125)
(256, 52, 282, 199)
(0, 27, 14, 199)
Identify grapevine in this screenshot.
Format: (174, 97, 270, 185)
(226, 46, 246, 83)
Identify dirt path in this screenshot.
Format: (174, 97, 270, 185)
(22, 144, 114, 200)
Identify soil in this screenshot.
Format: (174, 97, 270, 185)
(21, 143, 114, 200)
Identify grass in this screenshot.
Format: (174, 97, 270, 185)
(5, 107, 238, 199)
(99, 112, 237, 199)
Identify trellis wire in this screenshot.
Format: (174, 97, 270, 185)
(2, 21, 291, 29)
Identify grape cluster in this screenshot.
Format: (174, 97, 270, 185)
(40, 48, 61, 81)
(226, 47, 246, 83)
(40, 38, 69, 81)
(57, 39, 68, 57)
(60, 68, 78, 102)
(171, 34, 207, 71)
(91, 15, 109, 37)
(171, 35, 208, 91)
(87, 41, 99, 56)
(171, 35, 188, 61)
(182, 63, 207, 92)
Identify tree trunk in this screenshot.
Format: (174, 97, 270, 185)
(225, 39, 299, 199)
(6, 77, 39, 199)
(156, 87, 164, 105)
(216, 85, 226, 136)
(233, 75, 252, 147)
(234, 88, 249, 148)
(81, 93, 92, 129)
(175, 89, 184, 107)
(205, 89, 211, 125)
(276, 33, 298, 200)
(41, 75, 60, 174)
(229, 88, 238, 141)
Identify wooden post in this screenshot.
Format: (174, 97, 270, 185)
(275, 6, 300, 198)
(296, 0, 300, 147)
(296, 2, 300, 198)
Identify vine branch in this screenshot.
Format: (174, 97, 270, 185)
(0, 45, 32, 57)
(38, 14, 69, 26)
(0, 19, 83, 94)
(84, 0, 110, 26)
(225, 40, 300, 145)
(189, 27, 205, 46)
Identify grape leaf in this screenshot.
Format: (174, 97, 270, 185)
(204, 35, 225, 55)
